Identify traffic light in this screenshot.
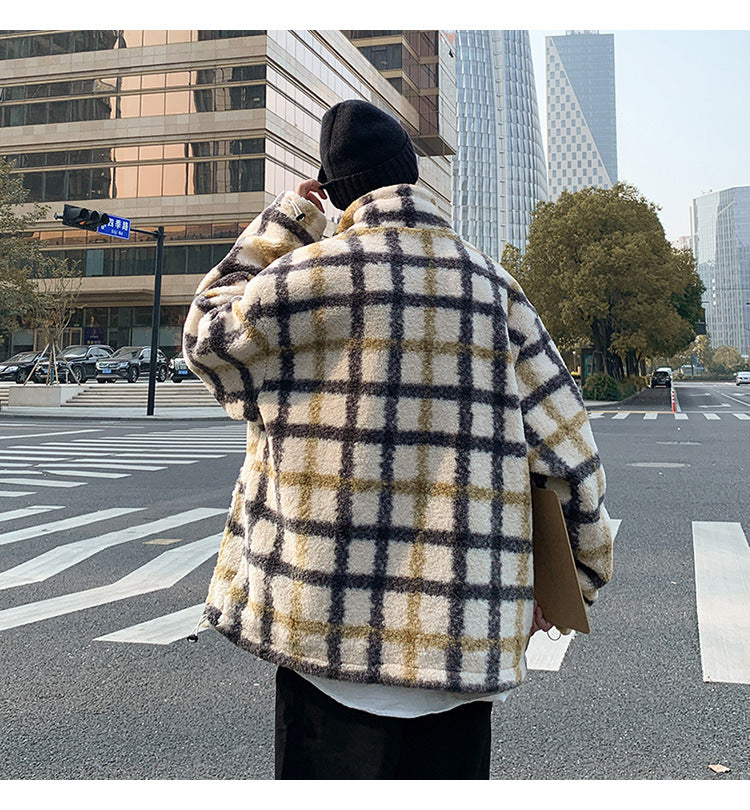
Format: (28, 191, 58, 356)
(61, 204, 109, 231)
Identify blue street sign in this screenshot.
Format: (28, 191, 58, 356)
(98, 216, 131, 240)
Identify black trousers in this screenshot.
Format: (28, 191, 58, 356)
(274, 666, 492, 780)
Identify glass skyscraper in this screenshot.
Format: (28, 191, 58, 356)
(546, 31, 617, 200)
(451, 30, 547, 259)
(691, 187, 750, 353)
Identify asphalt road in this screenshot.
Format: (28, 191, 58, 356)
(0, 392, 748, 781)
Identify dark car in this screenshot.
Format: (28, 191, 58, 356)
(169, 353, 198, 382)
(33, 344, 113, 383)
(650, 368, 672, 388)
(0, 351, 48, 384)
(95, 346, 170, 383)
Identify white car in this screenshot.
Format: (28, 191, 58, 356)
(736, 371, 750, 386)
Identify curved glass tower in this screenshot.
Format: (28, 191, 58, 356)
(452, 30, 547, 259)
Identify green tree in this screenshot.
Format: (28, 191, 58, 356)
(505, 182, 705, 379)
(0, 157, 49, 338)
(710, 345, 743, 373)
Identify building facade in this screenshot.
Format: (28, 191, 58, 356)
(690, 187, 750, 353)
(0, 30, 456, 360)
(449, 30, 547, 259)
(545, 31, 617, 201)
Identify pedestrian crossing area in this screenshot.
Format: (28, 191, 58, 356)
(0, 424, 247, 498)
(0, 504, 747, 686)
(587, 410, 750, 420)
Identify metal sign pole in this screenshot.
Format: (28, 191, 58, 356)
(145, 226, 164, 417)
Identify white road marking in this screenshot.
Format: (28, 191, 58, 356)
(628, 462, 688, 468)
(718, 391, 750, 408)
(644, 413, 658, 420)
(0, 478, 84, 488)
(43, 469, 130, 479)
(692, 521, 750, 685)
(0, 505, 65, 524)
(0, 469, 43, 475)
(703, 413, 721, 420)
(0, 429, 103, 440)
(587, 412, 605, 419)
(612, 412, 629, 419)
(526, 519, 621, 671)
(733, 413, 750, 420)
(95, 603, 207, 645)
(0, 507, 140, 547)
(0, 508, 224, 588)
(0, 534, 221, 632)
(40, 462, 166, 471)
(0, 491, 34, 498)
(675, 413, 689, 420)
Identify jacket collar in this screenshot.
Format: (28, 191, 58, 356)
(334, 184, 449, 235)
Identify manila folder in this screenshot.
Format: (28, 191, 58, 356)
(531, 487, 591, 634)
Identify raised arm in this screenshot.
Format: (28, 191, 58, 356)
(182, 189, 327, 421)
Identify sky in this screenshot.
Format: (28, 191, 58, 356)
(528, 29, 750, 243)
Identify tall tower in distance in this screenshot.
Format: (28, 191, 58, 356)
(546, 31, 617, 200)
(451, 30, 547, 259)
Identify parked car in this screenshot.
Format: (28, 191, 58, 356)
(169, 353, 198, 382)
(736, 371, 750, 386)
(95, 346, 170, 383)
(0, 351, 47, 384)
(33, 344, 113, 383)
(650, 367, 672, 388)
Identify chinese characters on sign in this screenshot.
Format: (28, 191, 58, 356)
(97, 216, 131, 240)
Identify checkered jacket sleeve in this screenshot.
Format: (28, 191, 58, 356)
(182, 192, 327, 420)
(508, 283, 613, 605)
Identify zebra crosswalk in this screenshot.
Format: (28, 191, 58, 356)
(0, 504, 748, 685)
(587, 410, 750, 420)
(0, 424, 247, 496)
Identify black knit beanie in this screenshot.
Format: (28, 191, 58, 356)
(317, 99, 419, 210)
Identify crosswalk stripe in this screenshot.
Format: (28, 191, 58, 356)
(734, 413, 750, 420)
(612, 412, 629, 419)
(0, 491, 34, 497)
(40, 462, 167, 471)
(704, 413, 721, 420)
(692, 521, 750, 685)
(19, 444, 230, 458)
(0, 469, 43, 475)
(0, 505, 65, 524)
(0, 478, 84, 488)
(644, 413, 657, 420)
(675, 413, 689, 420)
(95, 603, 206, 645)
(587, 412, 605, 419)
(0, 534, 221, 632)
(43, 469, 130, 479)
(0, 508, 225, 588)
(0, 507, 140, 547)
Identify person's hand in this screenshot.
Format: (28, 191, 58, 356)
(296, 179, 327, 213)
(530, 600, 554, 634)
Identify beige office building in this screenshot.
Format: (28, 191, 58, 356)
(0, 30, 456, 359)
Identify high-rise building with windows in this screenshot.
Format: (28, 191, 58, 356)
(0, 30, 456, 359)
(546, 31, 617, 201)
(450, 30, 547, 259)
(691, 187, 750, 353)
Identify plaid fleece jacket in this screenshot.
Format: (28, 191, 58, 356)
(183, 184, 613, 694)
